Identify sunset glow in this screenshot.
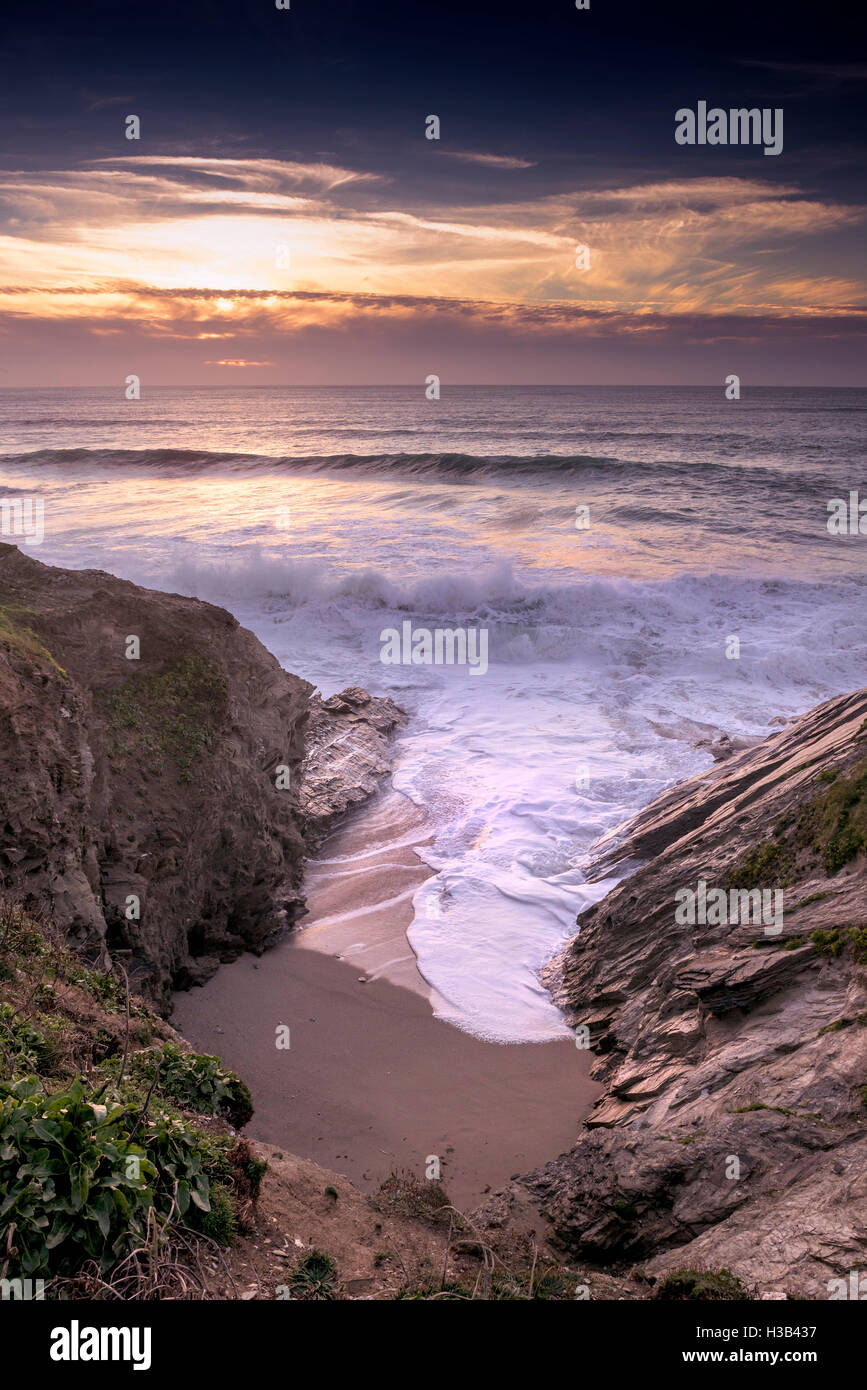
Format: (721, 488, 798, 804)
(1, 2, 864, 384)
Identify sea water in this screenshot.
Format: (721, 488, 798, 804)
(1, 385, 864, 1040)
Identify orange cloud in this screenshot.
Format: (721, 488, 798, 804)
(0, 158, 863, 338)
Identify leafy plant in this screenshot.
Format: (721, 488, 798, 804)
(108, 1043, 253, 1128)
(0, 1077, 154, 1277)
(0, 1004, 56, 1074)
(286, 1249, 337, 1301)
(0, 1076, 213, 1278)
(199, 1184, 237, 1246)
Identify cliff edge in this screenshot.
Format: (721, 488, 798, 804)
(510, 687, 867, 1298)
(0, 544, 402, 1010)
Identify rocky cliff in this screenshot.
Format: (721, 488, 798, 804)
(516, 687, 867, 1297)
(0, 545, 402, 1011)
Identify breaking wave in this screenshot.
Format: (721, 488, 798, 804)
(0, 445, 835, 493)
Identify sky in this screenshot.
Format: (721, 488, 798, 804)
(0, 0, 865, 385)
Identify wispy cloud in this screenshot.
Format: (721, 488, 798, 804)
(80, 92, 134, 111)
(440, 152, 536, 169)
(0, 158, 863, 339)
(5, 281, 864, 334)
(92, 154, 386, 192)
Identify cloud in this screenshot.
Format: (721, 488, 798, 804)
(5, 280, 864, 336)
(0, 158, 863, 338)
(92, 155, 385, 192)
(2, 294, 864, 386)
(80, 92, 134, 111)
(439, 152, 536, 169)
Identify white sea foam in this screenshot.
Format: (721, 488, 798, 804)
(162, 552, 867, 1041)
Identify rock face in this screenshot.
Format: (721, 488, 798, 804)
(0, 545, 403, 1010)
(300, 686, 407, 849)
(522, 687, 867, 1298)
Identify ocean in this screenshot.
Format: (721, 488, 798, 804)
(1, 385, 865, 1041)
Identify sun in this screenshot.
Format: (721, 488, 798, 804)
(215, 297, 235, 313)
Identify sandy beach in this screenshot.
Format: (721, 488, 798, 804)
(173, 789, 599, 1210)
(295, 788, 437, 998)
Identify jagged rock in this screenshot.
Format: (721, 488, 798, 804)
(299, 685, 406, 848)
(512, 686, 867, 1297)
(674, 944, 818, 1013)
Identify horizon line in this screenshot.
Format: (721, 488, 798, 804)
(0, 382, 863, 391)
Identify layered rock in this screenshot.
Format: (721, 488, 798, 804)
(0, 545, 403, 1010)
(519, 687, 867, 1297)
(300, 686, 407, 849)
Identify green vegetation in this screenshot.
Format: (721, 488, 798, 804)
(0, 900, 264, 1289)
(655, 1269, 751, 1301)
(0, 899, 151, 1078)
(373, 1170, 452, 1226)
(0, 1076, 212, 1276)
(99, 654, 228, 782)
(396, 1267, 587, 1300)
(790, 890, 836, 913)
(0, 603, 66, 675)
(726, 839, 795, 890)
(374, 1166, 593, 1300)
(0, 1002, 62, 1074)
(285, 1249, 337, 1301)
(794, 760, 867, 875)
(396, 1279, 471, 1300)
(846, 928, 867, 964)
(730, 1102, 821, 1120)
(818, 1013, 867, 1037)
(239, 1150, 267, 1201)
(104, 1042, 254, 1128)
(727, 758, 867, 890)
(811, 928, 848, 958)
(810, 927, 867, 964)
(611, 1198, 638, 1219)
(751, 935, 807, 949)
(199, 1184, 237, 1246)
(66, 964, 129, 1012)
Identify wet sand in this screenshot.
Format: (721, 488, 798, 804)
(173, 790, 599, 1210)
(294, 788, 437, 999)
